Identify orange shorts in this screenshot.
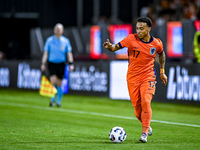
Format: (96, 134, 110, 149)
(127, 80, 156, 106)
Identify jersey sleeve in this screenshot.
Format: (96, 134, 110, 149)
(118, 34, 131, 48)
(44, 38, 50, 52)
(156, 38, 163, 54)
(66, 39, 72, 53)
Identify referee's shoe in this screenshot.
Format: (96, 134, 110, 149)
(56, 103, 61, 107)
(49, 101, 55, 107)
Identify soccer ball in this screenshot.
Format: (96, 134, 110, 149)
(109, 126, 127, 143)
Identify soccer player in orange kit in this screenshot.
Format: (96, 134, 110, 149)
(103, 17, 167, 143)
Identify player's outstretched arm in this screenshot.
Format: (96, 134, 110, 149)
(103, 39, 121, 52)
(159, 51, 168, 85)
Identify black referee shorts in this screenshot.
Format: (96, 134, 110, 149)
(48, 62, 65, 79)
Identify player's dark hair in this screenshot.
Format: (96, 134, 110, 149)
(137, 17, 152, 27)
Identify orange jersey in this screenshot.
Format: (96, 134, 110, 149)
(119, 33, 163, 83)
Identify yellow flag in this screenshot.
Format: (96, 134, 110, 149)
(39, 75, 57, 97)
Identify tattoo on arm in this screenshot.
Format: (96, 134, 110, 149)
(159, 51, 165, 69)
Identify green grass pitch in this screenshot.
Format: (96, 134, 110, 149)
(0, 89, 200, 150)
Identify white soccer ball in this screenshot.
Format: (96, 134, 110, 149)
(109, 126, 127, 143)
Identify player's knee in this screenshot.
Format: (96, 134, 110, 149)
(144, 106, 152, 113)
(141, 95, 152, 112)
(50, 75, 57, 85)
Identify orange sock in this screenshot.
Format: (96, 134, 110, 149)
(141, 111, 152, 134)
(141, 93, 153, 134)
(142, 126, 149, 135)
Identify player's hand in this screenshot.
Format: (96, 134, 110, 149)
(103, 39, 112, 50)
(160, 73, 167, 85)
(41, 64, 46, 72)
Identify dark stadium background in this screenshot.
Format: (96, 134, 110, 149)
(0, 0, 153, 59)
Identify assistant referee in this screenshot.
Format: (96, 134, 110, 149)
(41, 23, 74, 107)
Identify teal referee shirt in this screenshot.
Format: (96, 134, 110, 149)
(44, 35, 72, 63)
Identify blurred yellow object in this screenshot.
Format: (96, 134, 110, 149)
(39, 75, 57, 97)
(193, 31, 200, 63)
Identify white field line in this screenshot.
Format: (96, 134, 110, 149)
(1, 101, 200, 128)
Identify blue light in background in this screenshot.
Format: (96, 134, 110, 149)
(114, 29, 128, 55)
(94, 30, 101, 55)
(172, 27, 183, 55)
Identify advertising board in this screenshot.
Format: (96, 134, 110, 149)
(108, 24, 132, 59)
(167, 22, 183, 57)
